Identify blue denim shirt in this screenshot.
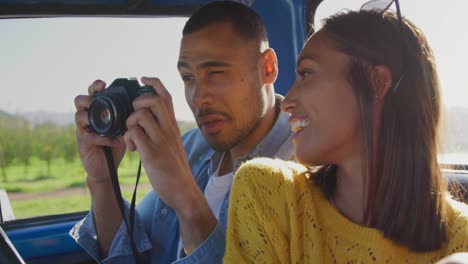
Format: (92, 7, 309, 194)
(70, 100, 294, 264)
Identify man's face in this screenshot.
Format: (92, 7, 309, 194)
(178, 22, 267, 151)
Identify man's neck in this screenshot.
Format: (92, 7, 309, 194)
(220, 104, 280, 176)
(217, 151, 233, 176)
(231, 104, 280, 160)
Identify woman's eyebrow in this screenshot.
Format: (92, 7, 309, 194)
(296, 55, 319, 68)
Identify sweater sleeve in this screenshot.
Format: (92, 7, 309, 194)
(224, 158, 296, 264)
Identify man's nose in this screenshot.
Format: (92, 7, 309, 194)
(190, 79, 214, 108)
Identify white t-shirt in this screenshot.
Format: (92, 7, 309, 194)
(177, 153, 233, 259)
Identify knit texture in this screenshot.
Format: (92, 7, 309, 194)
(224, 158, 468, 264)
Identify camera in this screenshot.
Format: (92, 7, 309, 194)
(88, 78, 156, 137)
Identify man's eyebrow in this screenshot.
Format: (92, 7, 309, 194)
(177, 60, 232, 70)
(198, 61, 231, 68)
(177, 61, 189, 70)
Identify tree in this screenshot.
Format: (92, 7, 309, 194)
(0, 114, 26, 182)
(33, 122, 60, 177)
(16, 120, 33, 174)
(0, 129, 16, 182)
(57, 124, 77, 163)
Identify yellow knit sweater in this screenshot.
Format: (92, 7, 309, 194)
(224, 158, 468, 264)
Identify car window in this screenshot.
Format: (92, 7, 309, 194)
(315, 0, 468, 166)
(0, 17, 195, 220)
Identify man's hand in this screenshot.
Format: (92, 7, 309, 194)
(124, 77, 217, 254)
(74, 79, 127, 257)
(74, 79, 126, 185)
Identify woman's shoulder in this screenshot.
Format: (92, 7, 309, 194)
(445, 197, 468, 248)
(447, 197, 468, 228)
(236, 157, 308, 183)
(231, 158, 314, 221)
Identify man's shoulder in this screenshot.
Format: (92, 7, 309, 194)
(181, 128, 213, 157)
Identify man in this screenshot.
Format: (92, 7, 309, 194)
(70, 1, 294, 263)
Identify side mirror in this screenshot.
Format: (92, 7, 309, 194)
(0, 189, 15, 223)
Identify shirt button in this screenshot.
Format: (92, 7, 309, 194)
(161, 208, 168, 215)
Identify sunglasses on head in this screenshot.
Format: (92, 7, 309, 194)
(360, 0, 406, 94)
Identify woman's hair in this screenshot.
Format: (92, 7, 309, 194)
(313, 10, 447, 252)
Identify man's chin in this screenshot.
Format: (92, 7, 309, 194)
(204, 135, 234, 152)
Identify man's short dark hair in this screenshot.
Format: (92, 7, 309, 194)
(183, 1, 268, 44)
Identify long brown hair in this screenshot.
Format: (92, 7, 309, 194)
(313, 10, 447, 252)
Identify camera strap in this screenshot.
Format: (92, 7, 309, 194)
(103, 146, 143, 264)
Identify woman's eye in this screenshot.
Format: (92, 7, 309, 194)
(297, 70, 311, 79)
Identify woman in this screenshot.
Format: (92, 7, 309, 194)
(223, 10, 468, 263)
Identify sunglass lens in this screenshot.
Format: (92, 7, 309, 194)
(360, 0, 394, 12)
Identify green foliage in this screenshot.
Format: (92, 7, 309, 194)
(0, 109, 196, 219)
(56, 124, 78, 163)
(34, 122, 61, 175)
(0, 133, 14, 181)
(16, 123, 33, 173)
(178, 121, 197, 134)
(0, 114, 28, 181)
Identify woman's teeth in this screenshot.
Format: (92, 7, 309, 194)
(291, 119, 309, 133)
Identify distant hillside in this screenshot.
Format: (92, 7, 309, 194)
(0, 109, 28, 125)
(0, 109, 16, 119)
(18, 111, 75, 127)
(0, 110, 74, 127)
(0, 109, 196, 131)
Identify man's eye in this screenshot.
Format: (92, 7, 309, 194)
(181, 74, 194, 82)
(209, 70, 224, 75)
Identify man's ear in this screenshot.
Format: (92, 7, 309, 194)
(261, 48, 278, 85)
(370, 65, 393, 101)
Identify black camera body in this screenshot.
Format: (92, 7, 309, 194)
(88, 78, 156, 137)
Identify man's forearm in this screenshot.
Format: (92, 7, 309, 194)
(176, 190, 218, 255)
(88, 176, 123, 258)
(175, 223, 226, 264)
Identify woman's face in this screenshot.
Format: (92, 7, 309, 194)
(281, 30, 361, 166)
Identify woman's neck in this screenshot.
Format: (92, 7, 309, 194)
(332, 159, 366, 224)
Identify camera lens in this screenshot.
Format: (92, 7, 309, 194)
(88, 79, 137, 137)
(89, 98, 116, 136)
(90, 99, 113, 132)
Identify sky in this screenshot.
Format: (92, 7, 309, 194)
(0, 17, 193, 120)
(1, 0, 467, 123)
(315, 0, 468, 111)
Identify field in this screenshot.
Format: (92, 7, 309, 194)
(3, 153, 154, 219)
(0, 114, 197, 220)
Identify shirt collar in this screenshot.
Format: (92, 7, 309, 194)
(208, 94, 292, 170)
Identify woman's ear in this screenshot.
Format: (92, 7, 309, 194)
(370, 65, 393, 101)
(262, 48, 279, 85)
